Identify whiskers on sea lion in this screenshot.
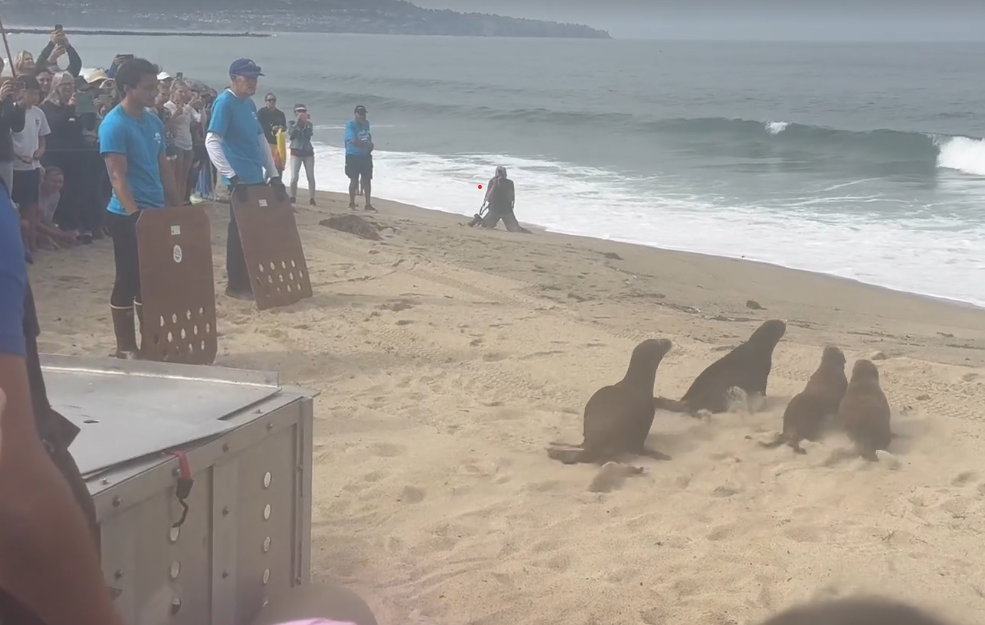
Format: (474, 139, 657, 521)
(548, 338, 673, 465)
(654, 319, 786, 416)
(761, 345, 847, 454)
(838, 358, 893, 461)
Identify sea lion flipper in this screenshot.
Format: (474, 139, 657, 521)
(653, 396, 690, 414)
(547, 447, 585, 464)
(790, 442, 807, 455)
(548, 440, 583, 449)
(639, 447, 672, 462)
(758, 433, 785, 449)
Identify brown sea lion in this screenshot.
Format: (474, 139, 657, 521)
(838, 359, 892, 461)
(760, 345, 847, 454)
(654, 319, 786, 415)
(548, 338, 673, 465)
(757, 596, 954, 625)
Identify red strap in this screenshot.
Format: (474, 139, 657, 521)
(167, 450, 192, 479)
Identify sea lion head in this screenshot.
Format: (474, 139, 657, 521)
(631, 338, 673, 366)
(748, 319, 787, 346)
(623, 338, 673, 391)
(851, 359, 880, 382)
(821, 345, 847, 367)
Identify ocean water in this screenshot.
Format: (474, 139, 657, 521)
(23, 33, 985, 305)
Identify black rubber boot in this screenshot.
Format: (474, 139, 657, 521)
(110, 306, 138, 359)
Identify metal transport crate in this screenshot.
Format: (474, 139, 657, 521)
(44, 355, 314, 625)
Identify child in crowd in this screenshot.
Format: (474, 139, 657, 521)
(11, 75, 50, 254)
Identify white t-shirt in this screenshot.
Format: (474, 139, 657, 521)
(12, 106, 51, 171)
(163, 100, 200, 151)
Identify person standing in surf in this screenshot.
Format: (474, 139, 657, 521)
(344, 105, 375, 212)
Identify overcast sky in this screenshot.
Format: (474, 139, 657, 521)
(410, 0, 985, 41)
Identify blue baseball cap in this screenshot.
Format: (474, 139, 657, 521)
(229, 58, 264, 78)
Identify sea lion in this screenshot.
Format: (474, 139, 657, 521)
(757, 596, 953, 625)
(760, 345, 847, 454)
(548, 338, 673, 465)
(838, 359, 892, 461)
(654, 319, 786, 415)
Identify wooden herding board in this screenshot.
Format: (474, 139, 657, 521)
(230, 185, 313, 311)
(136, 206, 218, 365)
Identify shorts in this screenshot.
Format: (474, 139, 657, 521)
(12, 168, 40, 209)
(345, 154, 373, 181)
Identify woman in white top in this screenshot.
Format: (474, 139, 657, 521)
(163, 80, 200, 202)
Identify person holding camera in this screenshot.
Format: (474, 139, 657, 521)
(34, 27, 82, 77)
(287, 104, 316, 206)
(0, 70, 26, 197)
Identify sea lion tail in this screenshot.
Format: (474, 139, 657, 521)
(653, 396, 690, 413)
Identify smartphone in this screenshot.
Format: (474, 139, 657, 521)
(10, 80, 25, 91)
(54, 24, 63, 31)
(175, 72, 183, 80)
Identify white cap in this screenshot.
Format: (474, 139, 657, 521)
(157, 71, 171, 81)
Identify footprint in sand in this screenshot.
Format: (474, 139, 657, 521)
(398, 485, 426, 503)
(951, 470, 978, 486)
(368, 442, 407, 457)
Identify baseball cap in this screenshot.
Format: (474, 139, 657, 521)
(354, 105, 367, 114)
(157, 71, 171, 81)
(229, 58, 264, 78)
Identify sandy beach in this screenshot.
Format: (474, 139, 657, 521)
(28, 193, 985, 624)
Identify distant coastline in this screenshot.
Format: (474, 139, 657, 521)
(3, 27, 269, 38)
(2, 0, 610, 39)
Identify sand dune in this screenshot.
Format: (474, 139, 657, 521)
(29, 193, 985, 625)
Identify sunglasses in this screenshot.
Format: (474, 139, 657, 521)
(295, 109, 307, 114)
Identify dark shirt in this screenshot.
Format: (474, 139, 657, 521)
(40, 101, 84, 155)
(0, 99, 27, 163)
(256, 106, 286, 145)
(488, 176, 515, 211)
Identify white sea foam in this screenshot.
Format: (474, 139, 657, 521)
(308, 143, 985, 308)
(936, 136, 985, 176)
(765, 121, 789, 135)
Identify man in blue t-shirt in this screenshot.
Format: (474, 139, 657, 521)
(344, 104, 375, 212)
(0, 183, 122, 625)
(205, 57, 284, 300)
(100, 56, 180, 358)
